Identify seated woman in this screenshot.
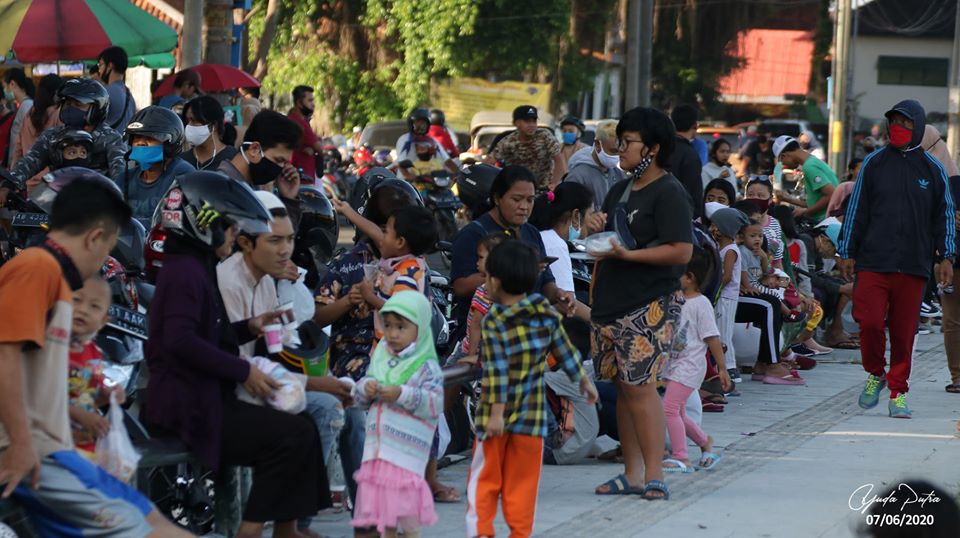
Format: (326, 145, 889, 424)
(143, 171, 329, 538)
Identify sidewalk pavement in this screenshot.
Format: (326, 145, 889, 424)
(308, 333, 960, 538)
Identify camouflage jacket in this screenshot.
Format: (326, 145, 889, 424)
(11, 125, 127, 184)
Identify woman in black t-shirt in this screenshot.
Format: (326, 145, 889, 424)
(591, 108, 693, 501)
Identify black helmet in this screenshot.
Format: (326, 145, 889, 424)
(407, 108, 431, 135)
(560, 115, 585, 134)
(30, 167, 123, 215)
(457, 163, 499, 216)
(126, 106, 185, 158)
(349, 166, 422, 212)
(112, 218, 147, 274)
(429, 109, 446, 126)
(295, 185, 339, 273)
(153, 171, 271, 248)
(49, 130, 94, 170)
(56, 78, 111, 128)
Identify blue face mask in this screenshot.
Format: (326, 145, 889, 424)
(130, 145, 164, 170)
(568, 213, 581, 241)
(562, 132, 578, 145)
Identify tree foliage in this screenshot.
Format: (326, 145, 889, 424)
(246, 0, 617, 129)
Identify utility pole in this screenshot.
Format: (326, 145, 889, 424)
(625, 0, 654, 109)
(948, 2, 960, 162)
(639, 0, 653, 107)
(181, 0, 203, 68)
(625, 0, 640, 109)
(204, 0, 234, 66)
(828, 0, 852, 177)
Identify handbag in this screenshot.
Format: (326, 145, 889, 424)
(611, 181, 638, 250)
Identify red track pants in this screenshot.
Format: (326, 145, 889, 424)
(852, 271, 926, 394)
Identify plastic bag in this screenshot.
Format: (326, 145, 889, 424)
(236, 356, 308, 414)
(95, 392, 140, 482)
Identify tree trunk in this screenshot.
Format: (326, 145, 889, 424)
(250, 0, 281, 79)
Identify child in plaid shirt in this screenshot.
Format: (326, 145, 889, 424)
(466, 240, 598, 538)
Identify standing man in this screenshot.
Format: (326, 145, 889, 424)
(288, 85, 324, 184)
(668, 104, 704, 217)
(565, 119, 624, 212)
(773, 135, 839, 222)
(838, 99, 955, 419)
(0, 170, 191, 537)
(95, 47, 136, 132)
(157, 69, 202, 111)
(739, 134, 775, 179)
(488, 105, 563, 192)
(558, 115, 588, 176)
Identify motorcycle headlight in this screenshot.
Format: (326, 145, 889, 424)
(433, 176, 451, 188)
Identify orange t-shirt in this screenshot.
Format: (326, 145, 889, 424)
(0, 247, 76, 458)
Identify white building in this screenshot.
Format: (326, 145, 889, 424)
(850, 0, 955, 127)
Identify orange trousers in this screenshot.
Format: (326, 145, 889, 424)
(465, 433, 543, 538)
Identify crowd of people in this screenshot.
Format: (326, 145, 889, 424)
(0, 41, 959, 538)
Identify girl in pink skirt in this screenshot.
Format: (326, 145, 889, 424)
(352, 292, 444, 538)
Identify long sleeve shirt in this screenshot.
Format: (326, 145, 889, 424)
(476, 293, 585, 438)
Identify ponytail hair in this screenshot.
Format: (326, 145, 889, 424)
(529, 181, 593, 231)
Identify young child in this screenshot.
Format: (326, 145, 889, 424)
(351, 292, 444, 538)
(708, 207, 749, 383)
(68, 277, 124, 455)
(460, 232, 510, 361)
(759, 269, 820, 370)
(466, 240, 598, 538)
(662, 252, 732, 473)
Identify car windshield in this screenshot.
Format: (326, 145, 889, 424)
(361, 123, 408, 149)
(759, 122, 801, 138)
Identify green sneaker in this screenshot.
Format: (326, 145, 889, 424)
(858, 374, 887, 409)
(888, 394, 912, 419)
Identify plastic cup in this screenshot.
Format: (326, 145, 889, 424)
(264, 324, 284, 354)
(362, 263, 379, 282)
(278, 302, 296, 328)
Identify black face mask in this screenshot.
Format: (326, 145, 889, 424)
(250, 155, 283, 185)
(799, 141, 811, 150)
(60, 107, 87, 129)
(416, 152, 432, 161)
(62, 156, 91, 169)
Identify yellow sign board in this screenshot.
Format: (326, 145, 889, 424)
(432, 77, 551, 131)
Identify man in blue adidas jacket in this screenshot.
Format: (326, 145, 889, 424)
(838, 99, 955, 419)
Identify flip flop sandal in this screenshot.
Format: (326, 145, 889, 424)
(830, 340, 860, 350)
(662, 459, 696, 474)
(595, 474, 643, 495)
(946, 384, 960, 393)
(698, 451, 723, 470)
(702, 402, 725, 412)
(642, 480, 670, 501)
(702, 393, 728, 405)
(432, 485, 461, 503)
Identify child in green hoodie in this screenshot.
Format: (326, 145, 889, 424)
(351, 292, 444, 537)
(466, 240, 598, 538)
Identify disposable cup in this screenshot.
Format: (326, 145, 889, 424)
(264, 324, 284, 354)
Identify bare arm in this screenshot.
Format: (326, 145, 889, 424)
(332, 198, 384, 246)
(0, 342, 40, 497)
(550, 153, 565, 190)
(722, 249, 736, 287)
(453, 273, 485, 298)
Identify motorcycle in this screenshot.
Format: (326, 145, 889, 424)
(412, 170, 462, 243)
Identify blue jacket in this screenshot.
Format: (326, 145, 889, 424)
(839, 99, 955, 278)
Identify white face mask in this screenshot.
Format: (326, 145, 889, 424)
(185, 124, 212, 147)
(597, 145, 621, 169)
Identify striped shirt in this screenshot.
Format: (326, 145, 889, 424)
(762, 215, 785, 261)
(476, 294, 585, 438)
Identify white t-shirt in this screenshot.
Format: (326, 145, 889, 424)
(664, 294, 720, 389)
(395, 133, 451, 164)
(540, 229, 574, 292)
(719, 243, 741, 301)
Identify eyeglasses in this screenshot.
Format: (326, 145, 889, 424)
(617, 137, 643, 151)
(747, 176, 772, 184)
